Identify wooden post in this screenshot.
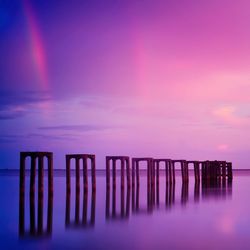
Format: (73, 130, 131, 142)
(30, 156, 36, 196)
(156, 161, 160, 186)
(172, 161, 175, 183)
(132, 159, 135, 188)
(91, 156, 96, 190)
(165, 161, 169, 183)
(106, 157, 110, 188)
(75, 158, 80, 224)
(112, 159, 116, 189)
(126, 158, 131, 188)
(121, 159, 125, 189)
(66, 156, 71, 193)
(222, 161, 226, 179)
(38, 156, 44, 235)
(206, 161, 210, 180)
(48, 154, 53, 195)
(185, 161, 189, 182)
(83, 156, 88, 190)
(169, 161, 172, 183)
(19, 153, 25, 235)
(196, 162, 200, 181)
(201, 162, 205, 179)
(227, 162, 233, 180)
(136, 160, 140, 187)
(19, 153, 25, 196)
(181, 161, 184, 182)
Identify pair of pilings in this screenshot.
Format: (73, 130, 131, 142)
(153, 159, 175, 185)
(66, 154, 96, 193)
(105, 156, 131, 219)
(106, 156, 130, 189)
(19, 152, 53, 236)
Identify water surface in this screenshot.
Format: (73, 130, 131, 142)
(0, 170, 250, 250)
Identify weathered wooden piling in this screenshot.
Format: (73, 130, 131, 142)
(132, 158, 154, 191)
(106, 156, 130, 189)
(66, 154, 96, 192)
(19, 152, 53, 237)
(227, 162, 233, 180)
(200, 160, 233, 180)
(172, 160, 188, 182)
(187, 161, 200, 181)
(153, 159, 174, 184)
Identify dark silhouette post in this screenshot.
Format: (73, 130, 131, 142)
(221, 161, 227, 179)
(187, 161, 200, 181)
(227, 162, 233, 180)
(132, 158, 153, 191)
(106, 156, 130, 189)
(66, 154, 96, 192)
(172, 160, 187, 182)
(19, 152, 53, 237)
(154, 159, 172, 183)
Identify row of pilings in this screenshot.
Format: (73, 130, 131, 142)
(19, 152, 233, 236)
(20, 152, 233, 193)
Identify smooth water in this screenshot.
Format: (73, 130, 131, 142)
(0, 170, 250, 250)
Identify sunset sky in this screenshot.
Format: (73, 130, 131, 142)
(1, 0, 250, 168)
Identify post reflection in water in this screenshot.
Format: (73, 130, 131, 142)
(19, 192, 53, 237)
(131, 175, 233, 214)
(132, 182, 156, 214)
(65, 188, 96, 229)
(106, 185, 131, 221)
(201, 178, 232, 200)
(165, 182, 175, 209)
(181, 182, 189, 206)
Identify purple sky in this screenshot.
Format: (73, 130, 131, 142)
(1, 0, 250, 168)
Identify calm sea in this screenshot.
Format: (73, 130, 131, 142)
(0, 170, 250, 250)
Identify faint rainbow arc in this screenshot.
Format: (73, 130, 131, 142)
(24, 0, 49, 91)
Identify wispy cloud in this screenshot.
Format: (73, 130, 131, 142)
(0, 91, 52, 120)
(38, 124, 117, 132)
